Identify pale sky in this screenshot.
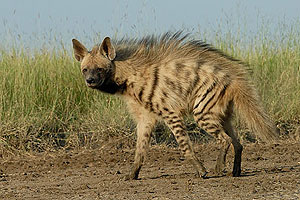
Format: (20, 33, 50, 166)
(1, 0, 300, 48)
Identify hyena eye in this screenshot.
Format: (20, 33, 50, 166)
(96, 68, 104, 72)
(82, 68, 87, 73)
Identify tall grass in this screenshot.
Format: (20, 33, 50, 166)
(208, 23, 300, 121)
(0, 19, 300, 156)
(0, 48, 133, 155)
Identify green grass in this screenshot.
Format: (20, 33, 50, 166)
(0, 20, 300, 156)
(0, 48, 134, 155)
(213, 32, 300, 121)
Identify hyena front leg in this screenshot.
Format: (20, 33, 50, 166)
(125, 114, 156, 180)
(163, 112, 207, 178)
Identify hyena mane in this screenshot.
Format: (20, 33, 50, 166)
(72, 31, 278, 180)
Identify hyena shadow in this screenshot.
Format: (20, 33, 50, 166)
(241, 164, 300, 178)
(145, 164, 300, 180)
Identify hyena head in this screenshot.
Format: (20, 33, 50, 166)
(72, 37, 117, 92)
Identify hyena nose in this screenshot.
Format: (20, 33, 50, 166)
(86, 77, 95, 84)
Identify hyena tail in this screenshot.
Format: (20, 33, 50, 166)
(230, 78, 279, 143)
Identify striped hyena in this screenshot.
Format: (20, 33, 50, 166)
(72, 32, 278, 180)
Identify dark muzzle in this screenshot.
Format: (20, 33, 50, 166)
(86, 77, 96, 84)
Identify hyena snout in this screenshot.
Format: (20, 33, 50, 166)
(86, 77, 96, 84)
(85, 76, 101, 88)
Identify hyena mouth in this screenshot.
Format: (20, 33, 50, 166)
(86, 83, 98, 88)
(86, 79, 104, 89)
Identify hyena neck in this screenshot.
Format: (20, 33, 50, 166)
(95, 78, 126, 94)
(113, 60, 136, 91)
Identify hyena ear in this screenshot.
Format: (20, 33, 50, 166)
(72, 39, 88, 62)
(100, 37, 116, 61)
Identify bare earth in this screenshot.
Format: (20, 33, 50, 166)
(0, 141, 300, 200)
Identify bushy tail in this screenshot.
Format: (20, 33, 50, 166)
(231, 79, 279, 143)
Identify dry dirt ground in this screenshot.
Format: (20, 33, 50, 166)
(0, 140, 299, 200)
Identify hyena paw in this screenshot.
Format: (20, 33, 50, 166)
(215, 162, 226, 174)
(201, 171, 208, 179)
(195, 171, 208, 179)
(225, 169, 241, 177)
(214, 166, 226, 176)
(232, 169, 241, 177)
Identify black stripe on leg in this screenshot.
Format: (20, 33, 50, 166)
(172, 124, 184, 130)
(171, 119, 182, 124)
(194, 111, 214, 119)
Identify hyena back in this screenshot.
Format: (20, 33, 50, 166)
(72, 32, 278, 180)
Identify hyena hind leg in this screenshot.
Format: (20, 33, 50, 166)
(125, 115, 156, 180)
(222, 119, 243, 177)
(194, 111, 243, 177)
(218, 103, 243, 177)
(163, 112, 208, 178)
(215, 130, 231, 176)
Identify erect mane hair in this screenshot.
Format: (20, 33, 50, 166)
(94, 31, 243, 64)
